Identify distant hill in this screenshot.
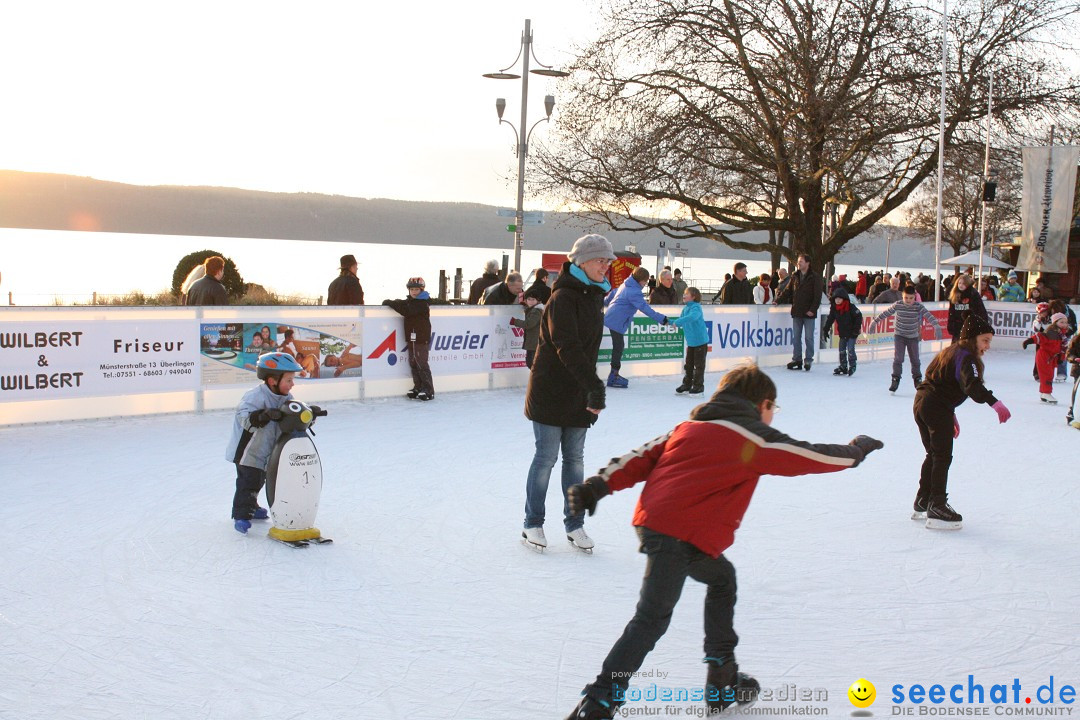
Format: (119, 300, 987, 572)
(0, 170, 939, 268)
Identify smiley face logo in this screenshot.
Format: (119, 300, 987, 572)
(848, 679, 876, 708)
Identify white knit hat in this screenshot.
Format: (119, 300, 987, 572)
(567, 234, 616, 265)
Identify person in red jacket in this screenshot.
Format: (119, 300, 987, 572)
(562, 364, 883, 720)
(1023, 312, 1070, 404)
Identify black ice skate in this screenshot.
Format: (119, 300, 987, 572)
(833, 366, 847, 376)
(565, 694, 617, 720)
(911, 494, 928, 520)
(786, 360, 803, 370)
(676, 383, 691, 394)
(803, 359, 812, 371)
(926, 500, 962, 530)
(705, 657, 760, 714)
(889, 375, 901, 393)
(913, 374, 923, 389)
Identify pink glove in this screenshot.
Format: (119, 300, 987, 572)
(991, 401, 1011, 424)
(952, 414, 960, 438)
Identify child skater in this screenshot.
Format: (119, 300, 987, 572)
(823, 286, 863, 376)
(946, 274, 988, 344)
(671, 286, 708, 395)
(510, 287, 544, 369)
(913, 315, 1011, 530)
(1022, 312, 1069, 404)
(225, 352, 304, 533)
(872, 284, 943, 393)
(562, 363, 883, 720)
(383, 277, 435, 400)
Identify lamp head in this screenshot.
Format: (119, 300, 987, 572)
(496, 98, 506, 120)
(544, 95, 555, 118)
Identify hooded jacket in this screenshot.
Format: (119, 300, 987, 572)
(594, 392, 866, 557)
(525, 262, 609, 428)
(946, 285, 988, 337)
(672, 300, 708, 347)
(603, 275, 668, 334)
(382, 291, 432, 343)
(225, 382, 293, 470)
(823, 288, 864, 339)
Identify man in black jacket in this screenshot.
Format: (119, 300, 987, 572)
(522, 234, 614, 554)
(467, 260, 501, 304)
(716, 263, 754, 304)
(779, 254, 823, 370)
(185, 256, 229, 306)
(480, 272, 524, 305)
(327, 254, 364, 305)
(526, 268, 552, 304)
(649, 269, 680, 305)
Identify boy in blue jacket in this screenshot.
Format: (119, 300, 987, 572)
(671, 286, 708, 394)
(603, 266, 669, 388)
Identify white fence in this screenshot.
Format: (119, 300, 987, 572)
(0, 302, 1037, 425)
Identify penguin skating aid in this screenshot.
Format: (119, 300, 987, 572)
(264, 401, 332, 547)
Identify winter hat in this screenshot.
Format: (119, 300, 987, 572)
(406, 277, 425, 289)
(567, 234, 615, 265)
(959, 314, 995, 341)
(339, 254, 357, 270)
(1051, 312, 1068, 325)
(1008, 270, 1018, 279)
(1036, 302, 1050, 314)
(523, 287, 544, 302)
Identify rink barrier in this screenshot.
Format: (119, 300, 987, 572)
(0, 302, 1038, 425)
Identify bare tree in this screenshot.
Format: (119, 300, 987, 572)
(535, 0, 1080, 270)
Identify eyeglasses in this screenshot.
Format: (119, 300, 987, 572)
(591, 258, 614, 266)
(766, 400, 780, 412)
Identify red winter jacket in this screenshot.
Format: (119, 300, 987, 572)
(597, 393, 866, 557)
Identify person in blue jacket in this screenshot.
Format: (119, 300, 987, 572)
(672, 286, 709, 394)
(603, 266, 669, 388)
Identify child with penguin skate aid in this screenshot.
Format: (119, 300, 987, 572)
(225, 352, 303, 533)
(912, 315, 1011, 530)
(563, 363, 883, 720)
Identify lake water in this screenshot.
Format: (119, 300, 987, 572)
(0, 227, 938, 306)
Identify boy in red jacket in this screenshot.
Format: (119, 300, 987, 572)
(563, 364, 883, 720)
(1023, 312, 1070, 404)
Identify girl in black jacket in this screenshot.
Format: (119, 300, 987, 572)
(946, 274, 988, 342)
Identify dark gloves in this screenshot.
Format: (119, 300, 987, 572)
(849, 435, 883, 456)
(568, 477, 611, 516)
(1022, 337, 1035, 350)
(586, 386, 606, 412)
(249, 408, 283, 428)
(661, 317, 669, 325)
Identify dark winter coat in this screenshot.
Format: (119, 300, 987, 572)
(526, 279, 552, 305)
(916, 347, 998, 411)
(716, 277, 754, 305)
(595, 391, 866, 557)
(525, 262, 608, 428)
(480, 281, 520, 305)
(649, 283, 680, 305)
(510, 304, 544, 353)
(185, 275, 228, 306)
(781, 268, 824, 318)
(327, 272, 364, 305)
(467, 272, 500, 305)
(382, 294, 432, 344)
(823, 289, 863, 339)
(1067, 334, 1080, 378)
(946, 286, 988, 338)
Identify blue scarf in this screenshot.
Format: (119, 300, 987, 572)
(569, 263, 612, 293)
(415, 290, 430, 300)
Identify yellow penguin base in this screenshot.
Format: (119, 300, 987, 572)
(268, 526, 322, 542)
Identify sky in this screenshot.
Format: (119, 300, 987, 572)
(0, 1, 603, 207)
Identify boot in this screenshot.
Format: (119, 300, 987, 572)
(833, 366, 847, 376)
(913, 374, 922, 389)
(889, 375, 901, 393)
(705, 657, 760, 713)
(676, 382, 691, 394)
(911, 494, 928, 520)
(689, 385, 705, 395)
(847, 362, 856, 376)
(1040, 392, 1058, 404)
(803, 359, 812, 371)
(926, 498, 963, 530)
(406, 388, 420, 399)
(786, 360, 803, 370)
(607, 371, 629, 389)
(565, 695, 617, 720)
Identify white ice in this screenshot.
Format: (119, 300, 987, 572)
(2, 350, 1078, 720)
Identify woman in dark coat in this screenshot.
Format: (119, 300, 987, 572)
(946, 274, 988, 342)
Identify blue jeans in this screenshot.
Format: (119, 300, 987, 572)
(838, 337, 857, 369)
(791, 315, 816, 363)
(524, 422, 588, 532)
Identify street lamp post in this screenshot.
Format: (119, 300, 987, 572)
(484, 19, 568, 273)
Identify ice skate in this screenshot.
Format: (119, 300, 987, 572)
(705, 657, 760, 713)
(833, 366, 847, 376)
(567, 527, 594, 554)
(1040, 393, 1058, 404)
(803, 359, 812, 371)
(233, 518, 251, 534)
(606, 371, 629, 389)
(913, 374, 922, 389)
(415, 391, 433, 401)
(847, 364, 856, 376)
(889, 375, 901, 394)
(565, 695, 617, 720)
(786, 360, 802, 370)
(521, 526, 547, 552)
(925, 500, 962, 530)
(676, 383, 691, 394)
(689, 386, 705, 395)
(911, 495, 928, 521)
(406, 388, 420, 399)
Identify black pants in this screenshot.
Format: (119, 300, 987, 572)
(408, 340, 434, 395)
(913, 395, 954, 502)
(683, 344, 707, 389)
(525, 347, 535, 370)
(232, 463, 266, 520)
(584, 527, 738, 704)
(610, 331, 625, 373)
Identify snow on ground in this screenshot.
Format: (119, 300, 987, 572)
(2, 350, 1078, 720)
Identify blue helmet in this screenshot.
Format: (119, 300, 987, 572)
(256, 352, 303, 380)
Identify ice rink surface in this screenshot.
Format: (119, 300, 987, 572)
(2, 350, 1078, 720)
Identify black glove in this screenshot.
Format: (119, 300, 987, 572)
(249, 408, 283, 428)
(850, 435, 883, 456)
(586, 386, 606, 411)
(661, 317, 669, 325)
(568, 477, 611, 516)
(1022, 338, 1034, 350)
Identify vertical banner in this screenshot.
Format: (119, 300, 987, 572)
(1017, 145, 1079, 274)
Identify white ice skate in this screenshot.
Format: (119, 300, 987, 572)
(567, 527, 595, 554)
(1040, 393, 1059, 404)
(521, 527, 547, 552)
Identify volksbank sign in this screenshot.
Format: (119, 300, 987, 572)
(706, 307, 796, 359)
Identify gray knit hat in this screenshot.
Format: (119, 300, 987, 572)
(567, 234, 615, 265)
